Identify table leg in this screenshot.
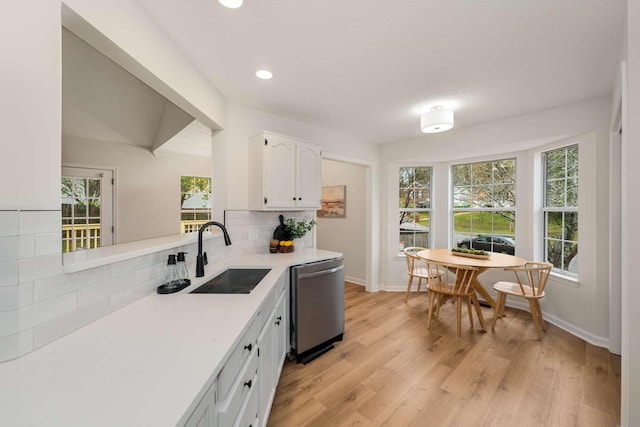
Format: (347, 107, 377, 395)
(472, 268, 496, 309)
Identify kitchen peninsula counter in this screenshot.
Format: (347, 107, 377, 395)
(0, 249, 342, 427)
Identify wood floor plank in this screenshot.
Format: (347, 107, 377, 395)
(267, 283, 621, 427)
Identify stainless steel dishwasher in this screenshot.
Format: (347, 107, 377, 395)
(290, 257, 344, 364)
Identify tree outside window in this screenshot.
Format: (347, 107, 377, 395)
(543, 145, 578, 276)
(452, 158, 516, 253)
(399, 166, 432, 253)
(181, 176, 212, 233)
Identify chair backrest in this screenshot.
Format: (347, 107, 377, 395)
(504, 262, 552, 297)
(423, 260, 479, 296)
(403, 246, 427, 274)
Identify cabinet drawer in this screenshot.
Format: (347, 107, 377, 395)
(217, 352, 258, 427)
(218, 315, 260, 401)
(233, 378, 258, 427)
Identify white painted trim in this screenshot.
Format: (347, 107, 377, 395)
(322, 151, 380, 293)
(344, 276, 366, 287)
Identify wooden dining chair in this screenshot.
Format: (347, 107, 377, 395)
(491, 262, 552, 340)
(424, 260, 486, 337)
(403, 246, 430, 302)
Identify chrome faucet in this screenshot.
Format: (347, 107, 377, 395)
(196, 221, 232, 277)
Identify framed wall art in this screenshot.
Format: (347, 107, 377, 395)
(317, 185, 346, 218)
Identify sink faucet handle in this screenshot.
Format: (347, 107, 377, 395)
(203, 252, 208, 265)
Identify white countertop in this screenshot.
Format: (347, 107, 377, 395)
(0, 249, 341, 427)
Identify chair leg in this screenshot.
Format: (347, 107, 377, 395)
(435, 294, 443, 318)
(471, 293, 487, 332)
(528, 298, 543, 339)
(466, 297, 474, 329)
(404, 274, 414, 303)
(492, 293, 504, 330)
(456, 297, 462, 337)
(426, 291, 436, 329)
(417, 278, 422, 294)
(535, 300, 546, 331)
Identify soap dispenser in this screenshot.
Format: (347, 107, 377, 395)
(157, 254, 189, 294)
(164, 254, 180, 289)
(177, 252, 189, 284)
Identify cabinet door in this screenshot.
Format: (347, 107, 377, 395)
(295, 141, 321, 208)
(185, 383, 216, 427)
(274, 291, 287, 372)
(257, 310, 275, 424)
(264, 135, 297, 208)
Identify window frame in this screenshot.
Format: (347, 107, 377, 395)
(180, 175, 212, 234)
(542, 144, 579, 278)
(398, 165, 433, 254)
(450, 157, 517, 254)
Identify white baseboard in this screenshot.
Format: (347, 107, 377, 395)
(344, 275, 366, 287)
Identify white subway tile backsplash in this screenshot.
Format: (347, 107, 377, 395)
(0, 310, 18, 335)
(19, 234, 35, 259)
(0, 285, 18, 311)
(111, 279, 155, 312)
(33, 298, 110, 350)
(19, 211, 60, 235)
(76, 275, 133, 307)
(0, 333, 19, 361)
(0, 236, 19, 262)
(19, 329, 33, 356)
(19, 282, 34, 308)
(19, 293, 76, 331)
(0, 211, 19, 237)
(19, 254, 63, 283)
(110, 254, 152, 277)
(34, 267, 109, 303)
(35, 232, 62, 257)
(0, 261, 20, 286)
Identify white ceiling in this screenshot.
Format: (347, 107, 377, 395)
(135, 0, 626, 144)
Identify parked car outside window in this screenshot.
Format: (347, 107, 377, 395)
(456, 235, 515, 255)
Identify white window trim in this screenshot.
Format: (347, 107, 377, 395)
(397, 165, 433, 255)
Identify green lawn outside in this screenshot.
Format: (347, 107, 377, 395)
(411, 211, 563, 238)
(453, 212, 515, 237)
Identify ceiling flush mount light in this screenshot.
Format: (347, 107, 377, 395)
(420, 106, 454, 133)
(219, 0, 243, 8)
(256, 70, 273, 80)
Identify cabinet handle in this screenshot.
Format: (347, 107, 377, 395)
(275, 320, 280, 326)
(292, 197, 296, 201)
(244, 343, 252, 352)
(277, 316, 282, 321)
(244, 379, 252, 389)
(298, 197, 302, 200)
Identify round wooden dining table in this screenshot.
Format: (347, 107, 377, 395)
(417, 248, 527, 309)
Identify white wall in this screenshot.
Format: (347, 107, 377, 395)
(62, 137, 211, 243)
(380, 96, 611, 346)
(622, 0, 639, 424)
(316, 159, 367, 284)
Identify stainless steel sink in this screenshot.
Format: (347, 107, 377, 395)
(189, 268, 271, 294)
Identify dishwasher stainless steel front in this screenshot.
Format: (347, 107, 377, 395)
(290, 257, 345, 364)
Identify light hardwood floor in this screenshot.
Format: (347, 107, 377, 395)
(267, 283, 621, 427)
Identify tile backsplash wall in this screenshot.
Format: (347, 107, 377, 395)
(0, 210, 316, 363)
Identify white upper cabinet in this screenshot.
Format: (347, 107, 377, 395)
(249, 131, 322, 210)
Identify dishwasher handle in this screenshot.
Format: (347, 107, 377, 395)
(297, 264, 344, 280)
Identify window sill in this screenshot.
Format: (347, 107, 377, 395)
(549, 271, 580, 287)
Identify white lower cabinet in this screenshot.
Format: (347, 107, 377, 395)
(183, 273, 289, 427)
(184, 381, 217, 427)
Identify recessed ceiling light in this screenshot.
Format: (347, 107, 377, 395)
(256, 70, 273, 80)
(219, 0, 243, 8)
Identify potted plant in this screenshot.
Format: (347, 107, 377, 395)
(274, 218, 315, 253)
(284, 218, 316, 240)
